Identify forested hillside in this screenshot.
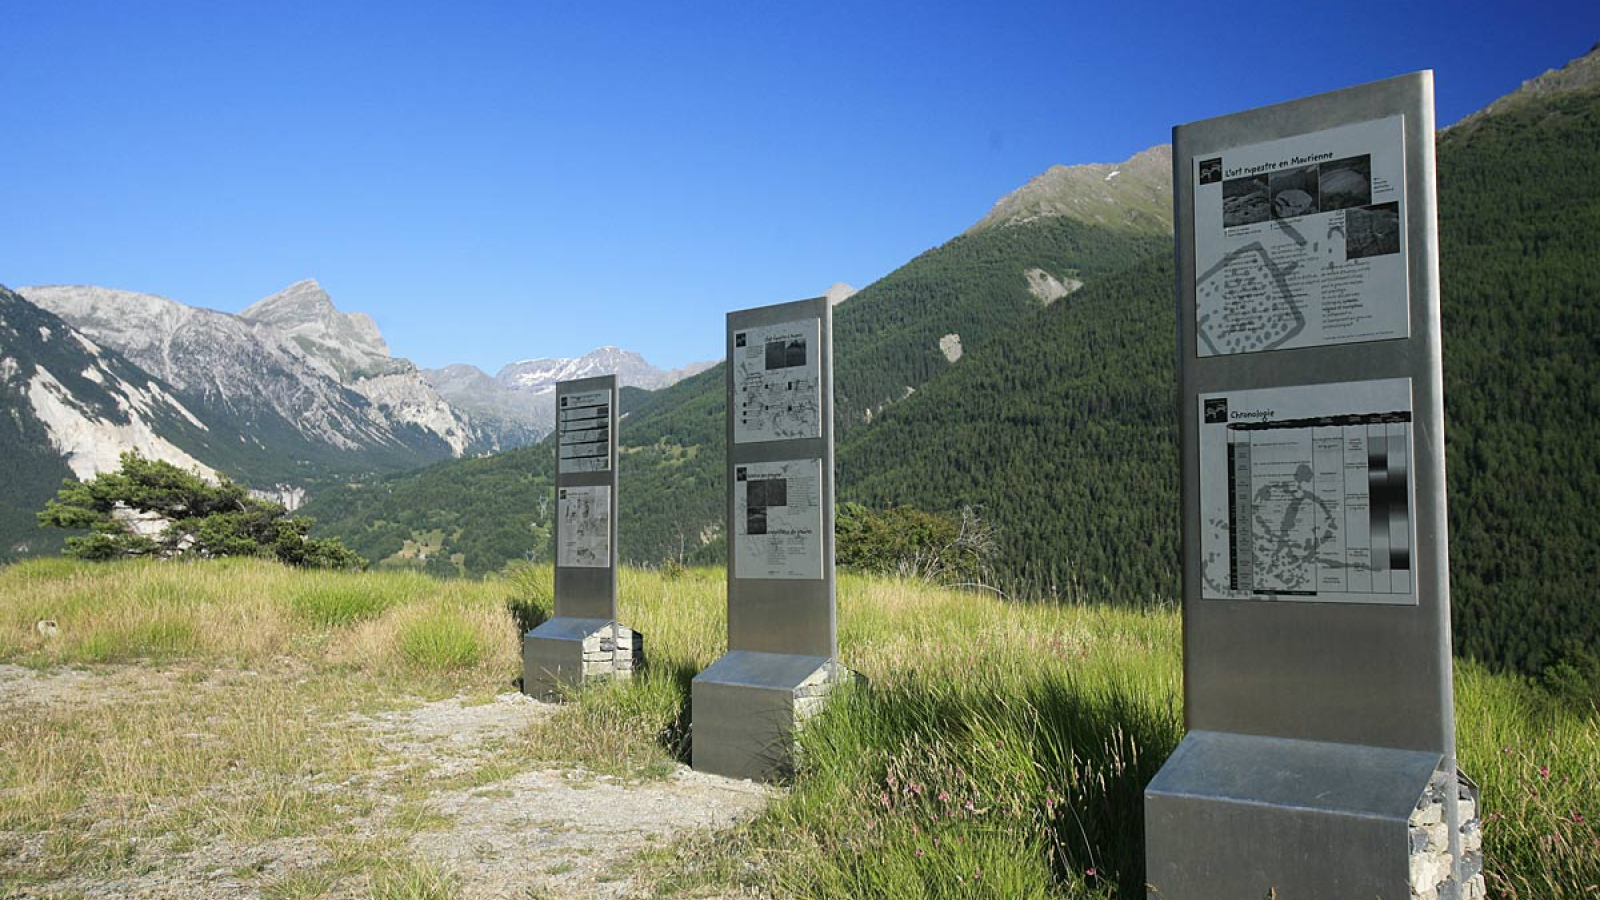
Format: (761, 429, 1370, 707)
(832, 220, 1167, 427)
(1435, 81, 1600, 678)
(838, 256, 1178, 602)
(303, 214, 1166, 572)
(303, 62, 1600, 688)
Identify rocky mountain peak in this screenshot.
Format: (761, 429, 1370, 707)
(967, 144, 1174, 236)
(496, 346, 661, 393)
(239, 280, 395, 380)
(240, 278, 335, 319)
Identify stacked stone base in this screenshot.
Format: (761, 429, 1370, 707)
(1410, 767, 1486, 900)
(580, 624, 643, 679)
(522, 617, 644, 701)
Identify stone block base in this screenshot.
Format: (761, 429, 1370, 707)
(522, 617, 644, 701)
(690, 650, 858, 781)
(1146, 730, 1470, 899)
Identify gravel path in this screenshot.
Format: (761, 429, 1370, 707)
(0, 665, 775, 900)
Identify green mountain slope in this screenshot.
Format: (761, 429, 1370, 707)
(832, 218, 1168, 427)
(305, 50, 1600, 686)
(841, 63, 1600, 674)
(838, 255, 1178, 601)
(302, 213, 1167, 572)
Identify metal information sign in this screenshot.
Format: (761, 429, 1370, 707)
(524, 375, 640, 696)
(553, 376, 618, 618)
(1147, 72, 1478, 899)
(692, 296, 851, 780)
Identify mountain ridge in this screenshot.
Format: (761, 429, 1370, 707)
(966, 145, 1173, 236)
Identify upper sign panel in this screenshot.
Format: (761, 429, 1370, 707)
(557, 388, 611, 474)
(732, 318, 821, 444)
(1193, 116, 1409, 357)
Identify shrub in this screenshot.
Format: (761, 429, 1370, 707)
(37, 452, 364, 570)
(836, 502, 997, 587)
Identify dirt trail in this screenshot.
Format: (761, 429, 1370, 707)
(0, 665, 774, 900)
(367, 692, 773, 899)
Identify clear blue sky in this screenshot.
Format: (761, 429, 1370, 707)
(3, 1, 1595, 372)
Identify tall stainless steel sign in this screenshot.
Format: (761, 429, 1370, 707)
(1147, 73, 1483, 899)
(522, 375, 642, 698)
(691, 296, 853, 780)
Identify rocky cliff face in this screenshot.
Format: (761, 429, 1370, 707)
(22, 281, 474, 458)
(0, 286, 218, 482)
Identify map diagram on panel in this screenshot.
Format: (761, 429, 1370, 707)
(558, 389, 611, 474)
(557, 485, 610, 569)
(734, 458, 823, 580)
(1193, 116, 1409, 357)
(733, 318, 821, 444)
(1198, 378, 1415, 605)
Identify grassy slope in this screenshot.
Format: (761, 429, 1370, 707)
(2, 558, 1594, 898)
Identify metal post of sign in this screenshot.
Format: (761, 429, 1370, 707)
(522, 375, 643, 699)
(1146, 72, 1483, 899)
(691, 296, 857, 781)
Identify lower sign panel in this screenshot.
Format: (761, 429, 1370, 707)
(1198, 378, 1415, 604)
(734, 458, 823, 580)
(557, 485, 611, 568)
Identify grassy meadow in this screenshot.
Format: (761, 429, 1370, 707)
(0, 557, 1594, 899)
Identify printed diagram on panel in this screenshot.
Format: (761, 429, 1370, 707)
(734, 459, 823, 580)
(558, 389, 611, 474)
(1198, 379, 1415, 605)
(557, 485, 611, 569)
(733, 319, 821, 444)
(1193, 116, 1409, 357)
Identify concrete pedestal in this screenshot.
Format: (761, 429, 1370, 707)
(690, 650, 856, 781)
(521, 616, 643, 700)
(1145, 731, 1483, 900)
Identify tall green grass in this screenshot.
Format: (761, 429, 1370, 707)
(0, 558, 1593, 897)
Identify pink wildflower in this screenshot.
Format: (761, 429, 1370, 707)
(938, 790, 951, 802)
(1540, 766, 1551, 779)
(1086, 867, 1098, 878)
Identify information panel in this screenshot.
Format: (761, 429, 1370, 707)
(1198, 378, 1416, 605)
(558, 389, 611, 474)
(556, 485, 611, 569)
(734, 458, 823, 580)
(732, 318, 821, 444)
(1194, 116, 1409, 356)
